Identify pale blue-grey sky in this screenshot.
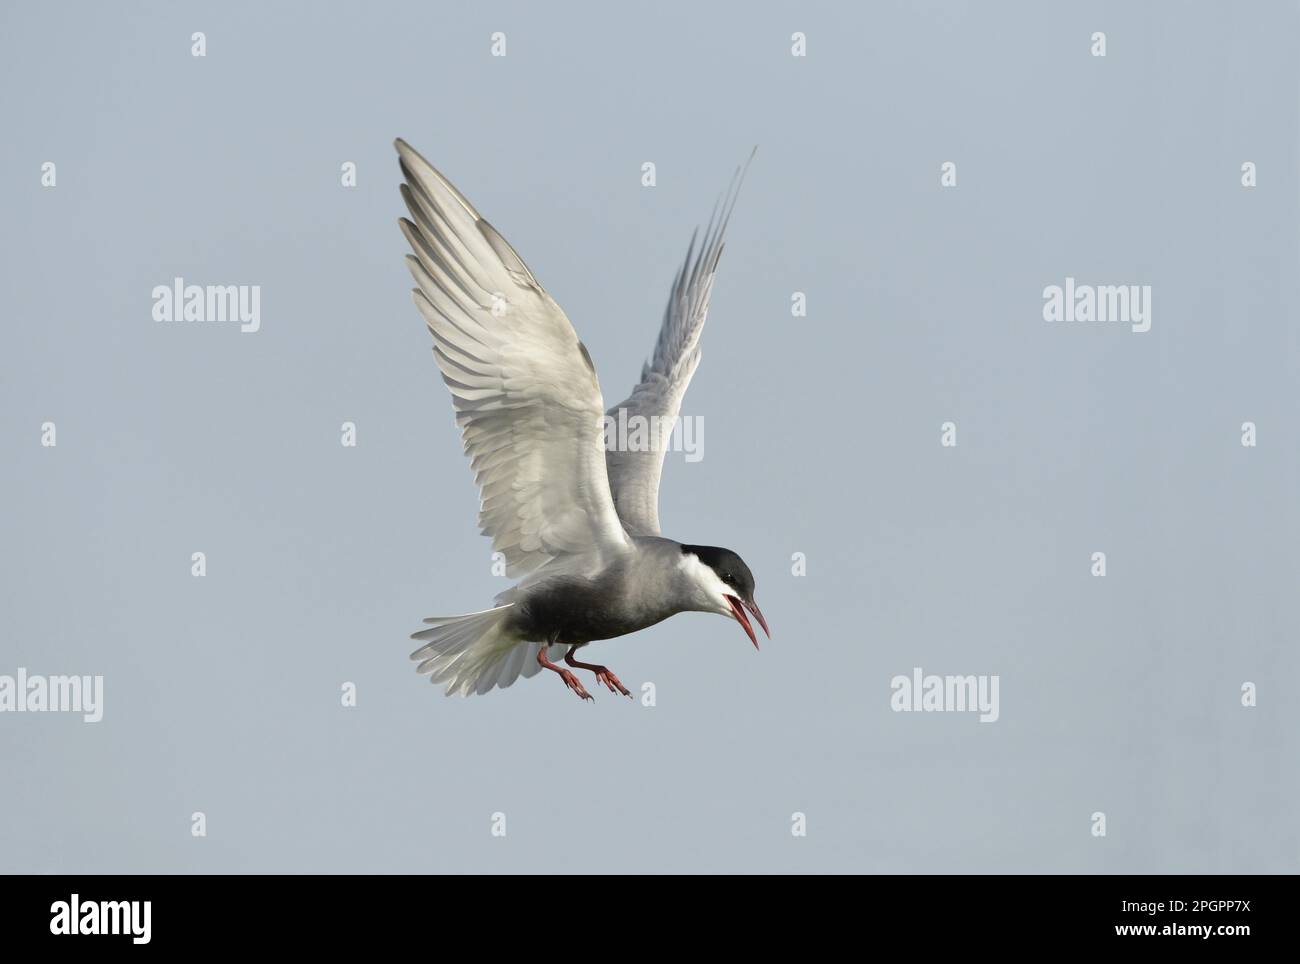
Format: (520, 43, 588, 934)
(1, 0, 1296, 873)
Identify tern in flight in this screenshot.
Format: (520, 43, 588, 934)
(397, 139, 767, 700)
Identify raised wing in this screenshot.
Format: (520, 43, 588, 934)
(604, 154, 752, 536)
(395, 139, 630, 577)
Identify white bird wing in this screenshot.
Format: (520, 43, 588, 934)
(396, 139, 630, 578)
(604, 154, 752, 536)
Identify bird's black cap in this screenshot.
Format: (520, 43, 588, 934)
(681, 544, 756, 600)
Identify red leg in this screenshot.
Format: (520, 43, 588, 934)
(537, 645, 593, 701)
(565, 647, 631, 697)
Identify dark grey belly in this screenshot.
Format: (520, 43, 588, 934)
(507, 575, 673, 644)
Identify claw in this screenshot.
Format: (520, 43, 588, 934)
(560, 669, 594, 701)
(595, 669, 630, 697)
(539, 647, 596, 700)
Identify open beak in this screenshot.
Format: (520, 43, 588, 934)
(725, 595, 770, 650)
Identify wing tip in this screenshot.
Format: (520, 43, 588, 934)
(393, 137, 483, 221)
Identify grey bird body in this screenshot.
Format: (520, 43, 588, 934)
(395, 138, 767, 699)
(505, 538, 696, 645)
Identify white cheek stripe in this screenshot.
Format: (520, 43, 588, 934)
(681, 553, 732, 603)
